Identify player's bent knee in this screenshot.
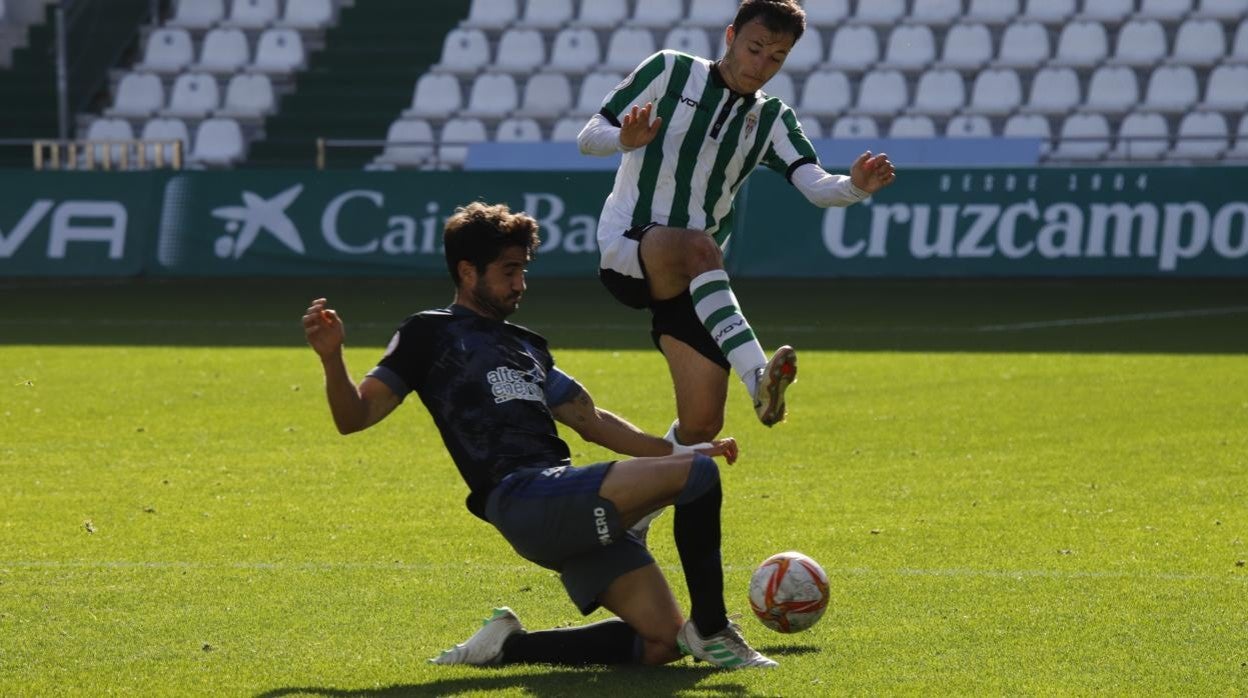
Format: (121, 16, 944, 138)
(678, 417, 723, 445)
(683, 231, 724, 271)
(676, 454, 720, 505)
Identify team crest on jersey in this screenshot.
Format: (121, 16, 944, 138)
(743, 113, 759, 140)
(487, 366, 545, 404)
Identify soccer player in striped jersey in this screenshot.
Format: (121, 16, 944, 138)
(579, 0, 896, 447)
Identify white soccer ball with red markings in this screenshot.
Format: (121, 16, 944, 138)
(748, 551, 830, 633)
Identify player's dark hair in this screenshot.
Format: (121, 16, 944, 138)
(732, 0, 805, 42)
(443, 201, 540, 285)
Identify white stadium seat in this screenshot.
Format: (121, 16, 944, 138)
(435, 28, 491, 75)
(664, 27, 712, 58)
(1050, 21, 1108, 67)
(764, 73, 796, 104)
(439, 117, 487, 167)
(160, 72, 220, 119)
(1193, 0, 1248, 19)
(1143, 65, 1199, 112)
(463, 0, 517, 30)
(216, 73, 275, 119)
(880, 25, 935, 71)
(251, 28, 305, 73)
(966, 68, 1022, 115)
(827, 25, 878, 72)
(85, 118, 135, 165)
(1233, 21, 1248, 63)
(804, 0, 850, 26)
(831, 115, 879, 138)
(222, 0, 279, 30)
(192, 28, 250, 75)
(889, 115, 936, 137)
(278, 0, 335, 30)
(168, 0, 226, 29)
(1228, 114, 1248, 158)
(1084, 66, 1139, 115)
(575, 0, 627, 29)
(995, 21, 1050, 68)
(141, 118, 190, 164)
(910, 0, 961, 26)
(1202, 64, 1248, 111)
(853, 69, 908, 116)
(631, 0, 684, 29)
(549, 117, 584, 142)
(1138, 0, 1193, 20)
(495, 117, 543, 142)
(518, 0, 574, 30)
(403, 73, 462, 119)
(573, 71, 623, 116)
(1170, 112, 1229, 159)
(514, 72, 572, 119)
(549, 28, 600, 73)
(462, 73, 518, 119)
(1172, 19, 1226, 67)
(946, 114, 994, 138)
(493, 28, 546, 74)
(604, 28, 656, 72)
(909, 68, 964, 116)
(1022, 0, 1075, 24)
(1024, 67, 1081, 115)
(784, 29, 824, 73)
(375, 119, 435, 168)
(1109, 19, 1168, 67)
(801, 117, 824, 139)
(799, 69, 852, 117)
(136, 28, 193, 74)
(1003, 113, 1052, 152)
(105, 72, 164, 118)
(938, 23, 993, 69)
(190, 118, 246, 167)
(965, 0, 1019, 25)
(1076, 0, 1134, 22)
(1115, 112, 1170, 159)
(1053, 113, 1110, 160)
(687, 0, 738, 29)
(852, 0, 905, 25)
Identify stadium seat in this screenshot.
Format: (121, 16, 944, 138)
(966, 68, 1023, 115)
(1143, 65, 1199, 112)
(965, 0, 1019, 25)
(1109, 19, 1168, 67)
(222, 0, 279, 30)
(493, 28, 545, 74)
(800, 117, 824, 139)
(1193, 0, 1248, 19)
(852, 0, 904, 26)
(604, 28, 656, 72)
(1003, 113, 1052, 152)
(995, 21, 1050, 68)
(831, 115, 879, 138)
(937, 23, 993, 70)
(1202, 64, 1248, 111)
(1138, 0, 1193, 20)
(439, 117, 487, 167)
(1170, 112, 1229, 159)
(764, 73, 796, 104)
(518, 0, 574, 30)
(1052, 113, 1110, 160)
(251, 28, 305, 74)
(910, 0, 961, 26)
(85, 118, 135, 166)
(1114, 112, 1170, 159)
(1172, 19, 1226, 67)
(799, 69, 852, 117)
(462, 73, 519, 119)
(216, 73, 275, 119)
(160, 72, 220, 119)
(463, 0, 517, 30)
(946, 114, 994, 138)
(687, 0, 737, 29)
(573, 71, 623, 116)
(784, 29, 824, 73)
(1024, 67, 1081, 115)
(1023, 0, 1075, 23)
(0, 0, 6, 22)
(880, 25, 935, 71)
(549, 117, 585, 141)
(514, 72, 572, 119)
(853, 69, 908, 116)
(374, 119, 435, 168)
(1050, 21, 1108, 67)
(664, 27, 712, 58)
(403, 73, 462, 120)
(495, 117, 543, 142)
(574, 0, 627, 29)
(909, 68, 964, 116)
(1075, 0, 1134, 23)
(192, 28, 250, 75)
(105, 72, 165, 119)
(140, 117, 191, 165)
(434, 28, 491, 75)
(1084, 66, 1139, 115)
(277, 0, 334, 30)
(826, 25, 878, 72)
(889, 115, 936, 137)
(168, 0, 226, 30)
(1233, 21, 1248, 63)
(190, 117, 246, 167)
(804, 0, 850, 27)
(135, 28, 194, 74)
(549, 28, 599, 73)
(1228, 114, 1248, 157)
(631, 0, 684, 29)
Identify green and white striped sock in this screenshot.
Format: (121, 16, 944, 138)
(689, 270, 767, 394)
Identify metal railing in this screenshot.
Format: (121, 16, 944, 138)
(31, 138, 184, 170)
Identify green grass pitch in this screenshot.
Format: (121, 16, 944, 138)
(2, 277, 1246, 696)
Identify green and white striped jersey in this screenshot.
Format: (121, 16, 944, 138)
(594, 50, 820, 247)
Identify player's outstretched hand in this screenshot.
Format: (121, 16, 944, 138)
(619, 102, 663, 150)
(696, 437, 739, 465)
(303, 297, 345, 358)
(850, 151, 897, 194)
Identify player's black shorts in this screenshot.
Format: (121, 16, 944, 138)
(598, 223, 731, 371)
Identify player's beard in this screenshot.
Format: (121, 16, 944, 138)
(471, 277, 520, 321)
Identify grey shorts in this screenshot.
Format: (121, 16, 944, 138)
(485, 462, 654, 615)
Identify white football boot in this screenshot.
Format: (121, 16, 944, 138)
(429, 607, 525, 665)
(677, 619, 777, 669)
(753, 345, 797, 427)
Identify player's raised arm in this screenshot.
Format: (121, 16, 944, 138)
(303, 298, 401, 435)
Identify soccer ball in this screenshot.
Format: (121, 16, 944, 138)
(748, 551, 830, 633)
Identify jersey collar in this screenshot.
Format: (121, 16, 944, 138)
(710, 60, 760, 99)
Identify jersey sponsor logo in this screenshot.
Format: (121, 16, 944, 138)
(488, 366, 545, 404)
(667, 88, 711, 114)
(593, 506, 612, 546)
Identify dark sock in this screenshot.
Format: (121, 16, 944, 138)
(674, 479, 727, 636)
(499, 618, 641, 665)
